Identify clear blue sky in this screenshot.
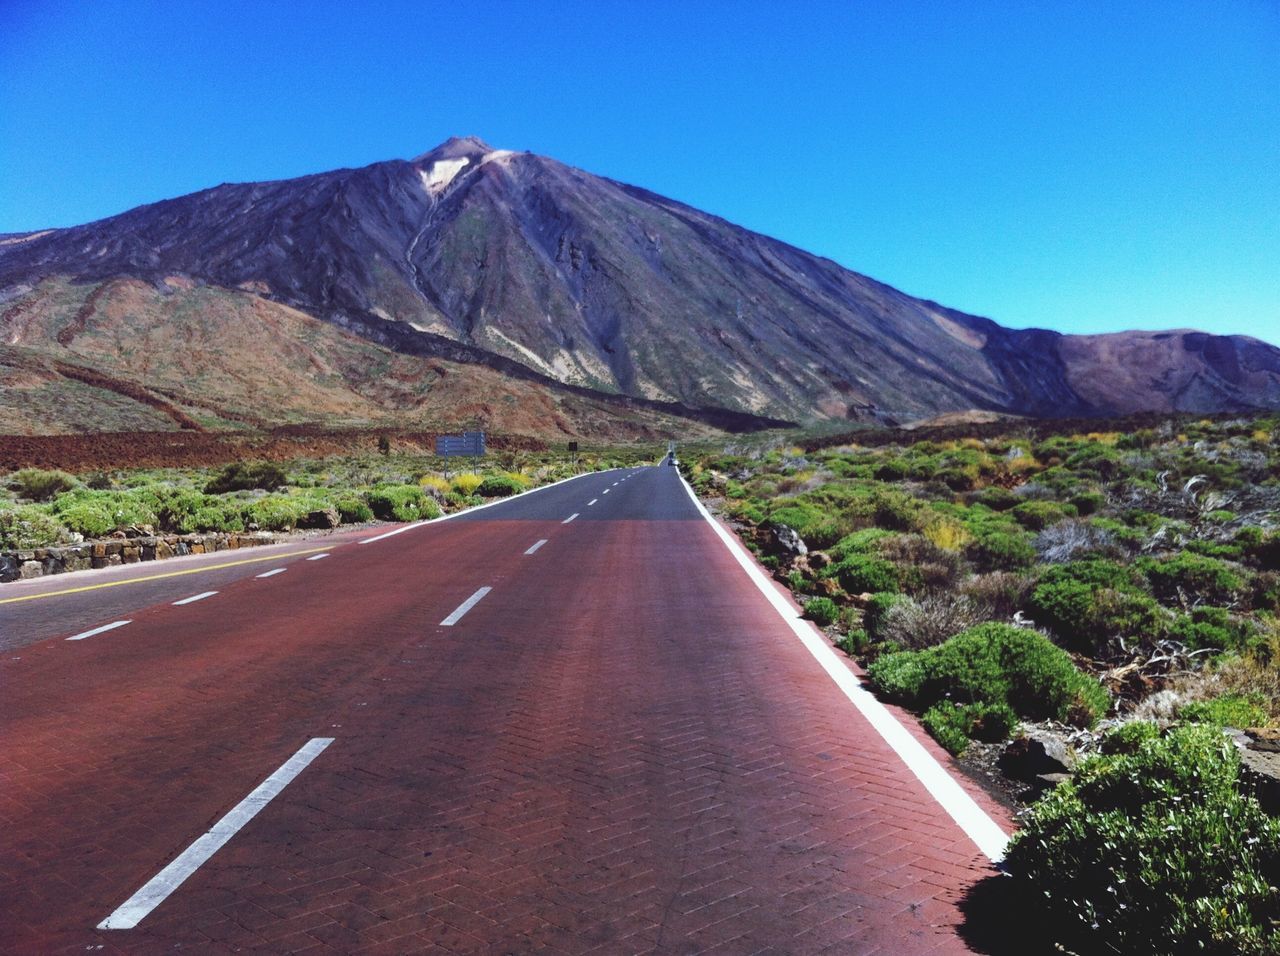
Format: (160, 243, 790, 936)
(1, 0, 1276, 342)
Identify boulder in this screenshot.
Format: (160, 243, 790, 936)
(1239, 748, 1280, 816)
(299, 507, 340, 530)
(764, 523, 808, 557)
(999, 729, 1077, 782)
(1244, 728, 1280, 753)
(19, 560, 42, 579)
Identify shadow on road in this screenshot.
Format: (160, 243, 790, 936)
(956, 872, 1062, 956)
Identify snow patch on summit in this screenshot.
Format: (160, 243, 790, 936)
(420, 157, 471, 194)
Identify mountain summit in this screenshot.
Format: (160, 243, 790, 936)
(2, 137, 1278, 424)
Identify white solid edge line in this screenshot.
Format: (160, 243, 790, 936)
(172, 591, 217, 606)
(255, 568, 287, 578)
(359, 468, 624, 545)
(562, 513, 579, 524)
(524, 539, 548, 555)
(440, 586, 492, 626)
(98, 737, 334, 930)
(66, 620, 131, 641)
(676, 473, 1010, 863)
(305, 553, 330, 561)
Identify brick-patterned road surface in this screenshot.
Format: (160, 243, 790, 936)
(0, 466, 1012, 953)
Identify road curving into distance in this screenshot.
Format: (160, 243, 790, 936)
(0, 465, 1013, 953)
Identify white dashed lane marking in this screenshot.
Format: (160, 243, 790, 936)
(98, 738, 335, 930)
(524, 539, 548, 555)
(440, 587, 492, 626)
(172, 591, 217, 606)
(256, 568, 287, 579)
(66, 620, 131, 642)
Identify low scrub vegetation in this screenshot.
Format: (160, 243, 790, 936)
(0, 447, 655, 551)
(1005, 723, 1280, 954)
(687, 413, 1280, 951)
(867, 623, 1110, 748)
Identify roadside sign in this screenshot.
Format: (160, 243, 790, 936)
(436, 431, 485, 475)
(435, 431, 486, 457)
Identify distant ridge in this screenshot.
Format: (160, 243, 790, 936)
(2, 136, 1278, 424)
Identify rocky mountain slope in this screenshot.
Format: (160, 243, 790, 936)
(0, 275, 778, 438)
(3, 136, 1277, 424)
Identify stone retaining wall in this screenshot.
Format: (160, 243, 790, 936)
(0, 532, 280, 583)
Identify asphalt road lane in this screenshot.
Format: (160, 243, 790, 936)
(0, 465, 1011, 953)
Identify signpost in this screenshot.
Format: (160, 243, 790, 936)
(436, 430, 486, 477)
(568, 441, 578, 467)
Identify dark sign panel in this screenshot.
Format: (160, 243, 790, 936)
(435, 431, 486, 457)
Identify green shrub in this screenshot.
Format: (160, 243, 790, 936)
(330, 491, 374, 523)
(204, 461, 288, 494)
(803, 597, 839, 626)
(1179, 692, 1269, 728)
(1039, 559, 1140, 591)
(975, 486, 1019, 511)
(921, 700, 1020, 755)
(873, 459, 909, 481)
(1004, 723, 1280, 955)
(862, 591, 910, 642)
(840, 628, 870, 655)
(48, 490, 158, 537)
(1012, 500, 1077, 531)
(829, 553, 900, 594)
(966, 527, 1036, 571)
(476, 474, 525, 498)
(1139, 553, 1246, 604)
(764, 501, 846, 549)
(828, 527, 892, 560)
(1098, 719, 1160, 755)
(243, 495, 308, 531)
(1028, 578, 1166, 653)
(7, 468, 77, 501)
(865, 648, 930, 701)
(1068, 490, 1106, 516)
(50, 501, 114, 537)
(0, 506, 68, 549)
(1168, 606, 1258, 653)
(866, 622, 1110, 727)
(366, 485, 441, 522)
(1185, 538, 1245, 561)
(186, 503, 245, 533)
(1026, 560, 1164, 651)
(1245, 531, 1280, 571)
(136, 487, 223, 533)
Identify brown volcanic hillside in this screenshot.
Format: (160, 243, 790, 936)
(0, 276, 772, 439)
(2, 136, 1277, 422)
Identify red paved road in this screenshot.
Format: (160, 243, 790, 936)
(0, 467, 1012, 953)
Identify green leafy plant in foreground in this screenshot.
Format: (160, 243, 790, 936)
(366, 484, 441, 522)
(920, 700, 1019, 756)
(866, 622, 1109, 732)
(0, 506, 68, 549)
(1005, 723, 1280, 955)
(1179, 692, 1270, 728)
(802, 596, 839, 626)
(7, 468, 78, 502)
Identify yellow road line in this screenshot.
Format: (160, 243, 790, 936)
(0, 546, 334, 605)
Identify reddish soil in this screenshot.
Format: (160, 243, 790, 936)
(0, 427, 547, 473)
